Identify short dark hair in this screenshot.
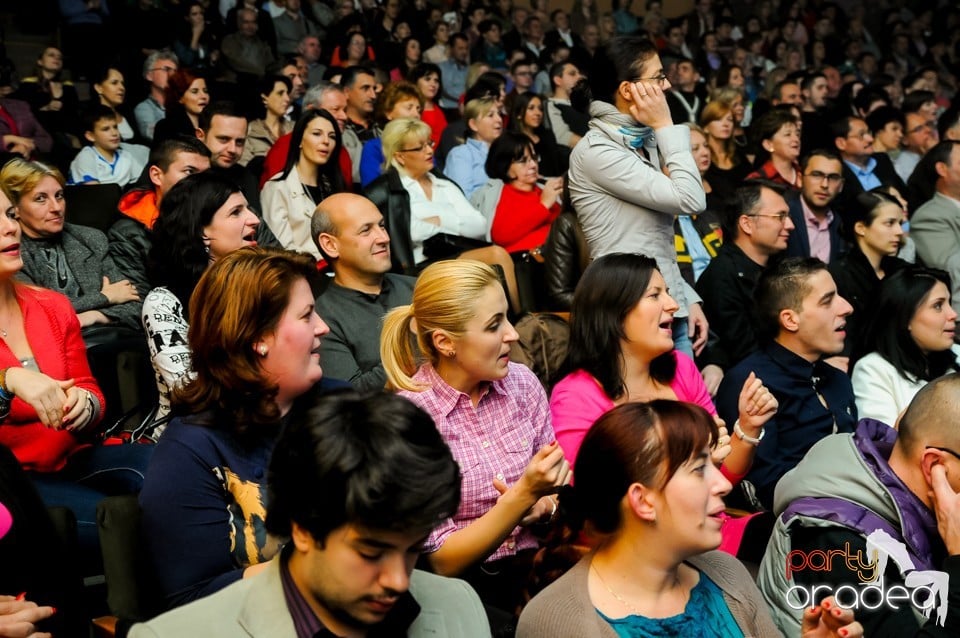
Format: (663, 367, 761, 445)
(340, 64, 375, 90)
(265, 391, 461, 541)
(723, 179, 783, 239)
(464, 72, 505, 103)
(902, 90, 936, 116)
(149, 135, 211, 173)
(604, 36, 659, 100)
(478, 18, 499, 35)
(561, 253, 677, 400)
(257, 74, 293, 118)
(866, 105, 906, 135)
(937, 106, 960, 140)
(485, 130, 535, 181)
(859, 267, 958, 383)
(929, 140, 960, 176)
(754, 257, 829, 342)
(81, 103, 118, 135)
(407, 62, 442, 87)
(844, 189, 901, 241)
(449, 32, 469, 47)
(198, 100, 246, 133)
(750, 109, 798, 159)
(799, 148, 841, 172)
(800, 71, 826, 92)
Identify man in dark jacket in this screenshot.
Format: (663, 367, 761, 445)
(833, 115, 907, 222)
(783, 150, 846, 263)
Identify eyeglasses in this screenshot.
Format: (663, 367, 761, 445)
(928, 446, 960, 461)
(747, 212, 790, 222)
(846, 129, 872, 140)
(151, 66, 177, 73)
(631, 73, 669, 87)
(398, 139, 435, 153)
(804, 171, 844, 185)
(908, 121, 936, 135)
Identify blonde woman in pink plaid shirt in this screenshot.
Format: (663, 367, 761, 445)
(381, 259, 570, 622)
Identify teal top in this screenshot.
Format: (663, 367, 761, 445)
(597, 572, 745, 638)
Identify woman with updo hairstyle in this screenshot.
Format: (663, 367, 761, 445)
(364, 118, 522, 311)
(140, 247, 344, 609)
(380, 259, 568, 618)
(852, 267, 959, 427)
(239, 74, 293, 167)
(141, 172, 260, 436)
(550, 253, 776, 482)
(518, 401, 862, 638)
(151, 68, 210, 145)
(828, 190, 909, 356)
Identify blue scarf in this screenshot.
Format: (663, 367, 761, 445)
(617, 124, 655, 150)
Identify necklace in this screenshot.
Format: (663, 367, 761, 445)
(591, 562, 643, 616)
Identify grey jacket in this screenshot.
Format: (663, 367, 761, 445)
(518, 550, 780, 637)
(130, 559, 489, 638)
(567, 101, 706, 316)
(19, 223, 141, 330)
(911, 192, 960, 316)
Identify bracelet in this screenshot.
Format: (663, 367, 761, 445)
(733, 419, 764, 446)
(0, 368, 13, 401)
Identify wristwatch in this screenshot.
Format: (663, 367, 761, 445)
(733, 419, 764, 446)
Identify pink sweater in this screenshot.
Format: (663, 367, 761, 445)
(549, 350, 715, 465)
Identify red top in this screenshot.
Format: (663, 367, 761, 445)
(745, 159, 802, 190)
(420, 106, 448, 151)
(491, 184, 561, 253)
(260, 133, 354, 191)
(0, 286, 106, 472)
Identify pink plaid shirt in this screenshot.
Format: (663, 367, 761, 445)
(399, 362, 555, 563)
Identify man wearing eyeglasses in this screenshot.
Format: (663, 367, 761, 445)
(134, 51, 179, 142)
(895, 111, 940, 183)
(758, 373, 960, 636)
(784, 150, 846, 264)
(833, 116, 906, 216)
(697, 180, 794, 370)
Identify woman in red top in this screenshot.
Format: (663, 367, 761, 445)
(410, 63, 448, 151)
(486, 131, 562, 253)
(745, 108, 802, 190)
(0, 181, 151, 557)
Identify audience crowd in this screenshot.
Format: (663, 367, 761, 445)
(2, 0, 960, 636)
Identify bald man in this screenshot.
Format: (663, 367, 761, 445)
(758, 373, 960, 635)
(312, 193, 414, 391)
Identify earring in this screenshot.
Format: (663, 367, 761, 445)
(258, 345, 267, 356)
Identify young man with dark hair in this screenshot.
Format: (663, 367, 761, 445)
(545, 61, 587, 148)
(107, 136, 211, 299)
(783, 150, 846, 263)
(833, 115, 907, 215)
(130, 392, 488, 637)
(716, 257, 856, 511)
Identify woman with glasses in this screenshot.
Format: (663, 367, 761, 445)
(359, 81, 423, 187)
(566, 36, 708, 360)
(829, 191, 909, 357)
(262, 109, 345, 259)
(852, 267, 959, 428)
(508, 92, 563, 177)
(485, 131, 562, 253)
(364, 118, 522, 311)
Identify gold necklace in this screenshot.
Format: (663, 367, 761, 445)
(591, 562, 643, 616)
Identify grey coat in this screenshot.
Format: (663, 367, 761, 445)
(19, 223, 142, 330)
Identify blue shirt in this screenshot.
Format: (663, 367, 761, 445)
(716, 341, 857, 510)
(843, 156, 882, 192)
(443, 138, 489, 200)
(438, 60, 468, 110)
(359, 137, 385, 188)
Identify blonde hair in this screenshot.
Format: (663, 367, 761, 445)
(464, 97, 498, 137)
(381, 260, 501, 391)
(0, 158, 66, 206)
(381, 118, 432, 172)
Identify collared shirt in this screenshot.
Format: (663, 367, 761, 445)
(843, 156, 882, 192)
(399, 363, 554, 563)
(398, 171, 488, 264)
(442, 137, 489, 200)
(315, 273, 415, 391)
(800, 195, 835, 263)
(438, 60, 468, 109)
(279, 548, 420, 638)
(345, 117, 376, 144)
(716, 341, 857, 510)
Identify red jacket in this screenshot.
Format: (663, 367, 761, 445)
(0, 286, 106, 472)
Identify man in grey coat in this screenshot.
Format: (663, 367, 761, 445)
(567, 36, 709, 358)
